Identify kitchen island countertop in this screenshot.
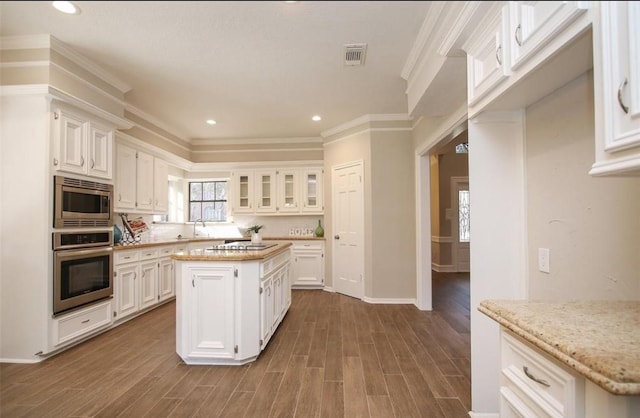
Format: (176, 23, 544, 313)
(170, 241, 291, 261)
(113, 236, 323, 251)
(479, 299, 640, 395)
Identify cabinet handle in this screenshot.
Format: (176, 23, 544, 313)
(495, 45, 502, 66)
(522, 366, 550, 387)
(81, 319, 90, 324)
(514, 24, 522, 47)
(118, 194, 122, 202)
(133, 272, 137, 280)
(80, 156, 85, 167)
(334, 235, 340, 240)
(192, 279, 195, 287)
(91, 159, 95, 169)
(618, 78, 629, 114)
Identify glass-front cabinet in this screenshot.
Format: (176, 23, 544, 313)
(301, 168, 323, 213)
(232, 171, 254, 213)
(255, 169, 276, 213)
(277, 169, 299, 213)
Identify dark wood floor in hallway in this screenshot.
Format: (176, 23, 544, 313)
(1, 275, 470, 418)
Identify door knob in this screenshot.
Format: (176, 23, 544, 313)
(334, 235, 340, 240)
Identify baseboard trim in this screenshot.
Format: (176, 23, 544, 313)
(468, 412, 499, 418)
(362, 297, 417, 305)
(432, 263, 456, 272)
(0, 357, 42, 364)
(323, 286, 334, 292)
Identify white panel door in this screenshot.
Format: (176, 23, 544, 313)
(136, 151, 154, 212)
(115, 143, 137, 210)
(451, 177, 470, 272)
(153, 158, 169, 213)
(115, 263, 138, 320)
(139, 260, 158, 310)
(158, 257, 174, 302)
(332, 161, 364, 299)
(57, 111, 86, 175)
(87, 124, 113, 180)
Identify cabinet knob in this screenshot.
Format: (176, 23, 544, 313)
(53, 158, 59, 166)
(334, 235, 340, 240)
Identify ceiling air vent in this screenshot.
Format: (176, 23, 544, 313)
(344, 43, 367, 66)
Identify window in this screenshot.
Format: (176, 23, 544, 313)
(459, 189, 470, 242)
(189, 181, 227, 222)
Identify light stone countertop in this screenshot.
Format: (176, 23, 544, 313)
(478, 299, 640, 395)
(113, 236, 324, 251)
(169, 241, 292, 261)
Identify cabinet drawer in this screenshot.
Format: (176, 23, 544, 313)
(54, 300, 112, 346)
(140, 249, 159, 261)
(501, 331, 583, 418)
(115, 250, 139, 264)
(158, 246, 175, 257)
(292, 242, 323, 251)
(261, 249, 291, 277)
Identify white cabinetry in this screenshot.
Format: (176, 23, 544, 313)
(115, 142, 168, 213)
(465, 4, 509, 106)
(180, 265, 237, 361)
(51, 299, 113, 347)
(508, 1, 586, 70)
(590, 1, 640, 176)
(465, 1, 591, 116)
(53, 106, 114, 180)
(230, 167, 324, 215)
(500, 330, 584, 418)
(114, 246, 175, 321)
(291, 241, 324, 288)
(260, 255, 290, 349)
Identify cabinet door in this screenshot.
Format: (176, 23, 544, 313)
(292, 248, 324, 287)
(598, 2, 640, 154)
(255, 169, 277, 213)
(466, 6, 509, 106)
(260, 277, 273, 349)
(139, 260, 158, 310)
(136, 151, 154, 212)
(115, 143, 137, 210)
(158, 257, 175, 302)
(232, 171, 254, 213)
(115, 264, 138, 320)
(301, 168, 324, 213)
(277, 169, 299, 213)
(56, 110, 87, 175)
(272, 274, 282, 328)
(189, 266, 236, 359)
(153, 158, 169, 213)
(87, 124, 113, 180)
(509, 1, 586, 70)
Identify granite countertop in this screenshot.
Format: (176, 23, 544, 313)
(479, 300, 640, 395)
(170, 241, 292, 261)
(113, 235, 324, 251)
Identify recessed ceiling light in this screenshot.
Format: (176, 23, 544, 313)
(284, 1, 298, 4)
(52, 1, 80, 15)
(206, 119, 217, 125)
(312, 115, 322, 122)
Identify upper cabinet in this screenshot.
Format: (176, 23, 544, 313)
(465, 1, 591, 114)
(508, 1, 587, 71)
(230, 167, 324, 216)
(52, 107, 114, 180)
(590, 1, 640, 176)
(115, 142, 168, 214)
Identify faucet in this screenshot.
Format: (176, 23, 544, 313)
(193, 219, 206, 237)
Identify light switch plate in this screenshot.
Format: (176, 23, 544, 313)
(538, 248, 550, 273)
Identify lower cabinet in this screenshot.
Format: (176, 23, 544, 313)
(114, 245, 176, 322)
(51, 299, 112, 347)
(176, 248, 291, 365)
(290, 241, 324, 288)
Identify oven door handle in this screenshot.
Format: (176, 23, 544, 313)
(54, 246, 113, 260)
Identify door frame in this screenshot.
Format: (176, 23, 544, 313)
(331, 159, 365, 300)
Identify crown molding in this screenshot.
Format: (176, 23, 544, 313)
(401, 2, 446, 80)
(191, 147, 324, 154)
(124, 103, 190, 145)
(320, 114, 411, 138)
(1, 34, 131, 94)
(192, 136, 323, 146)
(438, 1, 484, 57)
(116, 131, 193, 171)
(188, 160, 325, 173)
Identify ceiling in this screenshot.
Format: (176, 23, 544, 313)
(0, 1, 431, 142)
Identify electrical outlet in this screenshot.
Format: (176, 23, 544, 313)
(538, 248, 550, 273)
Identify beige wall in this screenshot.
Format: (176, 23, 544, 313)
(323, 123, 416, 300)
(525, 71, 640, 300)
(370, 130, 416, 298)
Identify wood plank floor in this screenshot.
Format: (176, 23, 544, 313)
(1, 274, 470, 417)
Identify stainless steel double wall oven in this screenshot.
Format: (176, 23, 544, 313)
(52, 176, 114, 315)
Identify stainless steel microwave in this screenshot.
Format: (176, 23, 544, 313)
(54, 176, 114, 228)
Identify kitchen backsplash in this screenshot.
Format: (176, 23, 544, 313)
(115, 213, 324, 242)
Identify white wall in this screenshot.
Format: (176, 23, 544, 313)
(469, 111, 527, 414)
(0, 94, 51, 362)
(525, 71, 640, 300)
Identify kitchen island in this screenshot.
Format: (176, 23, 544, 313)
(479, 300, 640, 417)
(171, 242, 292, 365)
